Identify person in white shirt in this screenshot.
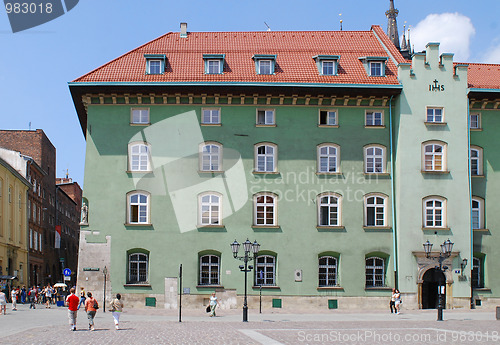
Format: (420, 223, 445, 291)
(11, 288, 18, 311)
(0, 291, 7, 315)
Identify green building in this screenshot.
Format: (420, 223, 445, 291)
(70, 17, 500, 310)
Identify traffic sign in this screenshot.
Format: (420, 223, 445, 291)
(63, 268, 71, 276)
(64, 276, 71, 281)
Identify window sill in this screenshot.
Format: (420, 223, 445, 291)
(196, 285, 224, 289)
(255, 124, 276, 128)
(422, 227, 450, 231)
(252, 225, 280, 231)
(318, 125, 339, 128)
(126, 170, 153, 174)
(317, 226, 345, 232)
(198, 170, 225, 174)
(316, 172, 342, 176)
(124, 283, 151, 288)
(201, 123, 222, 126)
(424, 121, 447, 126)
(363, 226, 392, 231)
(364, 125, 385, 129)
(470, 128, 483, 131)
(365, 287, 392, 291)
(473, 287, 491, 292)
(364, 172, 390, 176)
(252, 171, 280, 175)
(421, 170, 450, 174)
(317, 286, 344, 291)
(252, 285, 280, 289)
(473, 228, 489, 232)
(471, 175, 485, 178)
(124, 223, 153, 227)
(197, 225, 226, 232)
(130, 123, 151, 126)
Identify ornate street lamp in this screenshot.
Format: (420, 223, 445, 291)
(423, 239, 454, 321)
(231, 239, 260, 322)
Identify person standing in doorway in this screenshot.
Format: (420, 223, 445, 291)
(84, 292, 98, 331)
(109, 294, 124, 330)
(65, 288, 80, 331)
(209, 292, 218, 317)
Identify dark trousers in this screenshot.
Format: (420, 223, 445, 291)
(390, 300, 395, 313)
(29, 297, 36, 309)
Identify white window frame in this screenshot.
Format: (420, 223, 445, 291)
(365, 256, 385, 287)
(322, 60, 335, 75)
(254, 143, 277, 173)
(365, 111, 384, 126)
(470, 146, 483, 176)
(199, 254, 220, 286)
(131, 108, 150, 125)
(259, 60, 272, 75)
(470, 113, 481, 129)
(128, 252, 149, 284)
(318, 256, 338, 287)
(201, 108, 221, 125)
(317, 144, 340, 173)
(369, 61, 383, 76)
(199, 193, 221, 226)
(254, 192, 277, 226)
(364, 144, 386, 174)
(256, 109, 275, 126)
(317, 193, 341, 227)
(127, 191, 150, 224)
(199, 142, 223, 172)
(206, 60, 221, 74)
(423, 196, 447, 228)
(364, 194, 387, 227)
(255, 255, 276, 286)
(148, 59, 162, 74)
(128, 142, 152, 172)
(426, 107, 444, 123)
(318, 109, 338, 126)
(471, 196, 484, 230)
(422, 141, 447, 172)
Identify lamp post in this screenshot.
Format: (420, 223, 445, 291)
(423, 239, 454, 321)
(231, 239, 260, 322)
(102, 266, 108, 313)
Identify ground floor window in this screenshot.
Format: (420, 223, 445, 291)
(318, 256, 337, 287)
(255, 255, 276, 286)
(199, 254, 220, 285)
(365, 256, 384, 287)
(128, 253, 148, 284)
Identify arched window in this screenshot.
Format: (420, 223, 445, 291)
(319, 256, 338, 287)
(470, 146, 483, 176)
(200, 142, 222, 171)
(127, 191, 150, 224)
(255, 255, 276, 286)
(254, 193, 277, 226)
(128, 252, 148, 284)
(255, 143, 277, 172)
(199, 193, 221, 226)
(423, 141, 447, 172)
(364, 145, 386, 173)
(317, 144, 340, 173)
(317, 193, 341, 226)
(423, 196, 447, 228)
(472, 197, 484, 230)
(364, 194, 388, 227)
(365, 257, 385, 287)
(128, 142, 151, 172)
(199, 254, 220, 285)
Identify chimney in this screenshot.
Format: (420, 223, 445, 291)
(180, 22, 187, 38)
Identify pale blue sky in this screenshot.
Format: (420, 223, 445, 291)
(1, 0, 498, 187)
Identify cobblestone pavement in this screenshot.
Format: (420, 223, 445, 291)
(1, 304, 499, 345)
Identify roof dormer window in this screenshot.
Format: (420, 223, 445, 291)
(359, 56, 387, 77)
(253, 54, 276, 75)
(144, 54, 167, 75)
(203, 54, 225, 74)
(313, 55, 340, 76)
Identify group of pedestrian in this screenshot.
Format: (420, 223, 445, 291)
(65, 287, 124, 331)
(390, 288, 402, 314)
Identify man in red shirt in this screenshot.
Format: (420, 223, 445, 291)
(65, 288, 80, 331)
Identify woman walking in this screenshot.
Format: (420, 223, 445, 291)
(0, 290, 7, 315)
(110, 294, 124, 330)
(84, 292, 98, 331)
(209, 292, 218, 317)
(394, 289, 402, 314)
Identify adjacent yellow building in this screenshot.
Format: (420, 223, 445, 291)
(0, 156, 30, 288)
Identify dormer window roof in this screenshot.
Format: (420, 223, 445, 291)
(203, 54, 225, 74)
(313, 55, 340, 76)
(144, 54, 167, 75)
(358, 56, 388, 77)
(252, 54, 277, 75)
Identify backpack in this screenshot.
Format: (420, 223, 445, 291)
(93, 299, 99, 310)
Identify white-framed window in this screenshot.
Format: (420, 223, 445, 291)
(317, 144, 339, 173)
(128, 252, 148, 284)
(148, 60, 161, 74)
(322, 61, 335, 75)
(364, 194, 387, 227)
(365, 257, 385, 287)
(254, 193, 277, 226)
(472, 257, 483, 288)
(423, 141, 447, 172)
(470, 113, 481, 129)
(255, 255, 276, 286)
(470, 146, 483, 176)
(201, 108, 220, 125)
(131, 108, 150, 125)
(318, 256, 338, 287)
(426, 107, 444, 123)
(364, 145, 386, 173)
(199, 193, 221, 226)
(207, 60, 221, 74)
(423, 196, 447, 228)
(255, 143, 277, 172)
(127, 191, 150, 224)
(128, 142, 151, 172)
(199, 254, 220, 285)
(369, 61, 383, 76)
(365, 111, 384, 126)
(319, 110, 337, 126)
(256, 109, 275, 125)
(200, 142, 222, 172)
(259, 60, 272, 75)
(472, 197, 484, 230)
(318, 193, 341, 227)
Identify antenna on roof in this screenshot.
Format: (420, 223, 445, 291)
(29, 122, 31, 130)
(264, 22, 271, 31)
(339, 13, 343, 31)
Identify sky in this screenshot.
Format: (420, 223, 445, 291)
(1, 0, 499, 188)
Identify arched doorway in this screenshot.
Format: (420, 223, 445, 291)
(422, 268, 446, 309)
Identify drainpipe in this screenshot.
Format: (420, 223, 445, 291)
(467, 98, 474, 309)
(389, 95, 398, 289)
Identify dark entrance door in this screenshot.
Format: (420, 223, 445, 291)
(422, 268, 446, 309)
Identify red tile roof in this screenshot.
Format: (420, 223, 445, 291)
(73, 26, 404, 86)
(466, 63, 500, 90)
